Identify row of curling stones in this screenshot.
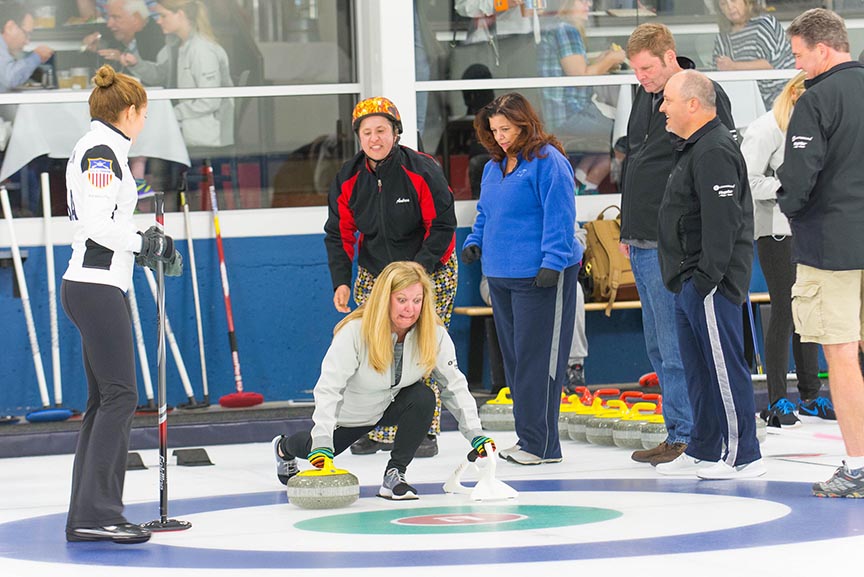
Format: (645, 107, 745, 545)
(563, 389, 649, 442)
(286, 457, 359, 509)
(559, 387, 622, 439)
(604, 402, 660, 448)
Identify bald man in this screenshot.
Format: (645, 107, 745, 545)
(655, 70, 764, 480)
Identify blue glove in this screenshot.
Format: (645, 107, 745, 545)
(461, 244, 481, 265)
(471, 435, 496, 458)
(307, 447, 334, 469)
(533, 267, 559, 288)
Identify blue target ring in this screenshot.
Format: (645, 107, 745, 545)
(0, 478, 859, 569)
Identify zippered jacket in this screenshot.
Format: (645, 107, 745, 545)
(63, 120, 143, 292)
(310, 319, 483, 450)
(777, 61, 864, 270)
(620, 56, 735, 244)
(658, 117, 753, 305)
(325, 146, 456, 289)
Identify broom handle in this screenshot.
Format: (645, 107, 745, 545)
(41, 174, 62, 406)
(181, 189, 208, 401)
(127, 279, 154, 404)
(208, 163, 244, 393)
(154, 191, 169, 523)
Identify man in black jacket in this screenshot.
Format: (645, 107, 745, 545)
(654, 70, 764, 480)
(778, 8, 864, 498)
(620, 23, 736, 467)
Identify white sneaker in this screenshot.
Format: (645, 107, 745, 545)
(697, 458, 767, 480)
(498, 444, 521, 460)
(504, 449, 562, 465)
(655, 452, 715, 476)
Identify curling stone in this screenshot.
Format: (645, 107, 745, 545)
(559, 390, 589, 439)
(565, 389, 621, 442)
(612, 402, 658, 449)
(286, 457, 359, 509)
(560, 396, 600, 441)
(585, 401, 631, 446)
(639, 372, 659, 388)
(639, 415, 667, 450)
(618, 391, 645, 407)
(479, 388, 515, 431)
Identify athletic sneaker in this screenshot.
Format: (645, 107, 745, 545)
(135, 178, 154, 200)
(272, 435, 299, 485)
(377, 467, 418, 500)
(66, 523, 151, 544)
(760, 398, 800, 428)
(498, 444, 521, 460)
(503, 449, 562, 465)
(799, 397, 837, 420)
(414, 435, 438, 458)
(812, 461, 864, 498)
(565, 363, 586, 394)
(655, 452, 715, 476)
(697, 459, 767, 480)
(349, 436, 392, 455)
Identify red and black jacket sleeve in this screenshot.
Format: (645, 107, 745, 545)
(324, 157, 362, 290)
(403, 150, 456, 274)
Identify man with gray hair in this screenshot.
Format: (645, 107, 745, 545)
(82, 0, 163, 66)
(654, 70, 764, 480)
(778, 8, 864, 498)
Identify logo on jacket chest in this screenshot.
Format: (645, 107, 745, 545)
(395, 197, 411, 204)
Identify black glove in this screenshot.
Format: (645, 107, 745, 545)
(534, 267, 560, 288)
(461, 244, 481, 265)
(138, 226, 175, 261)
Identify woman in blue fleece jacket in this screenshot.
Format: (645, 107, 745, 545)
(462, 92, 582, 465)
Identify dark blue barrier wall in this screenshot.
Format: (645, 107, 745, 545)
(0, 228, 778, 415)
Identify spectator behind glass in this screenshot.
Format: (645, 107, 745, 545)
(82, 0, 165, 68)
(538, 0, 625, 193)
(125, 0, 234, 148)
(0, 0, 53, 92)
(740, 72, 822, 428)
(712, 0, 794, 109)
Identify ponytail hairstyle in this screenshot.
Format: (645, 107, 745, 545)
(772, 71, 806, 133)
(89, 64, 148, 124)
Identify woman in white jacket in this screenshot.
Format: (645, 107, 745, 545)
(124, 0, 234, 148)
(272, 261, 495, 500)
(741, 72, 827, 427)
(63, 65, 181, 545)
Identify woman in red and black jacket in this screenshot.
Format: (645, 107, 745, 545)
(323, 96, 457, 458)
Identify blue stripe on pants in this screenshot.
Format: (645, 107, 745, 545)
(674, 279, 761, 466)
(487, 265, 578, 459)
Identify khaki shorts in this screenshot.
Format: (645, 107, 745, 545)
(792, 264, 864, 345)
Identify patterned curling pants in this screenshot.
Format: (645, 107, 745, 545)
(353, 252, 458, 442)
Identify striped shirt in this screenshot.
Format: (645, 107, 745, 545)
(713, 15, 795, 108)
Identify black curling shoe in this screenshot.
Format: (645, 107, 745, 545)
(67, 523, 152, 544)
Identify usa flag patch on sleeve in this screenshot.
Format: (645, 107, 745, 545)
(87, 158, 114, 188)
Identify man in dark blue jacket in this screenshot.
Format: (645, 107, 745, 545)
(655, 70, 764, 480)
(620, 23, 736, 467)
(778, 8, 864, 498)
